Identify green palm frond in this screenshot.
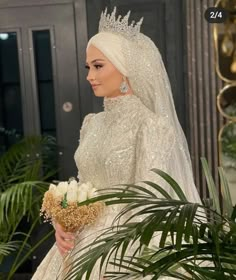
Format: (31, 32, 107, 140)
(0, 181, 48, 231)
(62, 158, 236, 280)
(150, 168, 188, 202)
(200, 158, 221, 214)
(0, 135, 56, 188)
(218, 167, 233, 217)
(63, 197, 204, 278)
(0, 241, 22, 259)
(0, 135, 57, 216)
(0, 135, 57, 275)
(6, 217, 54, 280)
(64, 202, 229, 279)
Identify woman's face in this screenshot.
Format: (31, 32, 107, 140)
(86, 45, 126, 98)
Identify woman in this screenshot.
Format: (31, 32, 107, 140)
(32, 7, 201, 279)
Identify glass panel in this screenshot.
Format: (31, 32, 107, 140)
(32, 30, 56, 137)
(0, 32, 23, 155)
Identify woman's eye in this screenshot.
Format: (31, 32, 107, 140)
(94, 65, 102, 69)
(85, 64, 103, 70)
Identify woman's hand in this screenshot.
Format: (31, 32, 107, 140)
(54, 223, 75, 256)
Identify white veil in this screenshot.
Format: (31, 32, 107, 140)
(87, 8, 200, 202)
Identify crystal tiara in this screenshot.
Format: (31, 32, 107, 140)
(99, 7, 143, 38)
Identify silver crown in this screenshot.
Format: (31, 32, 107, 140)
(99, 7, 143, 38)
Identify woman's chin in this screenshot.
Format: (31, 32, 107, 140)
(93, 91, 105, 97)
(93, 90, 121, 98)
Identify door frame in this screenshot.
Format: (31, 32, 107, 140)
(0, 0, 89, 178)
(0, 0, 89, 119)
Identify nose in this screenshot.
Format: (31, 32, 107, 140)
(86, 69, 95, 82)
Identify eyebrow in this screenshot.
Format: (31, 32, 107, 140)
(86, 59, 105, 65)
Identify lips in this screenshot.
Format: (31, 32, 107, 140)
(91, 84, 100, 89)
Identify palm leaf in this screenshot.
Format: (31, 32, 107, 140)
(0, 241, 21, 259)
(0, 135, 57, 275)
(0, 181, 48, 227)
(200, 158, 221, 214)
(63, 198, 206, 279)
(151, 169, 188, 201)
(62, 159, 236, 279)
(218, 167, 233, 218)
(6, 218, 54, 279)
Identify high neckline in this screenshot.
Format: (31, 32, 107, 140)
(103, 94, 139, 112)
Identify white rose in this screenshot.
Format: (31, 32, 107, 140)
(88, 187, 97, 199)
(49, 183, 57, 193)
(55, 181, 68, 197)
(67, 180, 78, 203)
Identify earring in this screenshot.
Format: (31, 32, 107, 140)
(119, 76, 129, 94)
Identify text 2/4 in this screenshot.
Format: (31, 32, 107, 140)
(204, 7, 228, 23)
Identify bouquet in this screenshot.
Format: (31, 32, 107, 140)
(40, 179, 104, 232)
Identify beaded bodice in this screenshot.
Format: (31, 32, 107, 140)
(74, 95, 144, 189)
(74, 94, 177, 192)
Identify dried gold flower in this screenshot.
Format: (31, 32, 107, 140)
(40, 191, 104, 232)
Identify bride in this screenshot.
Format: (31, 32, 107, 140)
(32, 7, 201, 280)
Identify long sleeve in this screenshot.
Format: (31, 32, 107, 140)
(135, 115, 201, 202)
(135, 115, 177, 198)
(79, 113, 96, 141)
(76, 113, 95, 181)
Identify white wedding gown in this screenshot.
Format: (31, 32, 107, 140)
(32, 94, 201, 280)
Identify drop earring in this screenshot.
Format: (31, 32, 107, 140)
(119, 76, 129, 94)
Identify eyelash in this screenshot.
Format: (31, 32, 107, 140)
(95, 64, 103, 69)
(85, 64, 103, 70)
